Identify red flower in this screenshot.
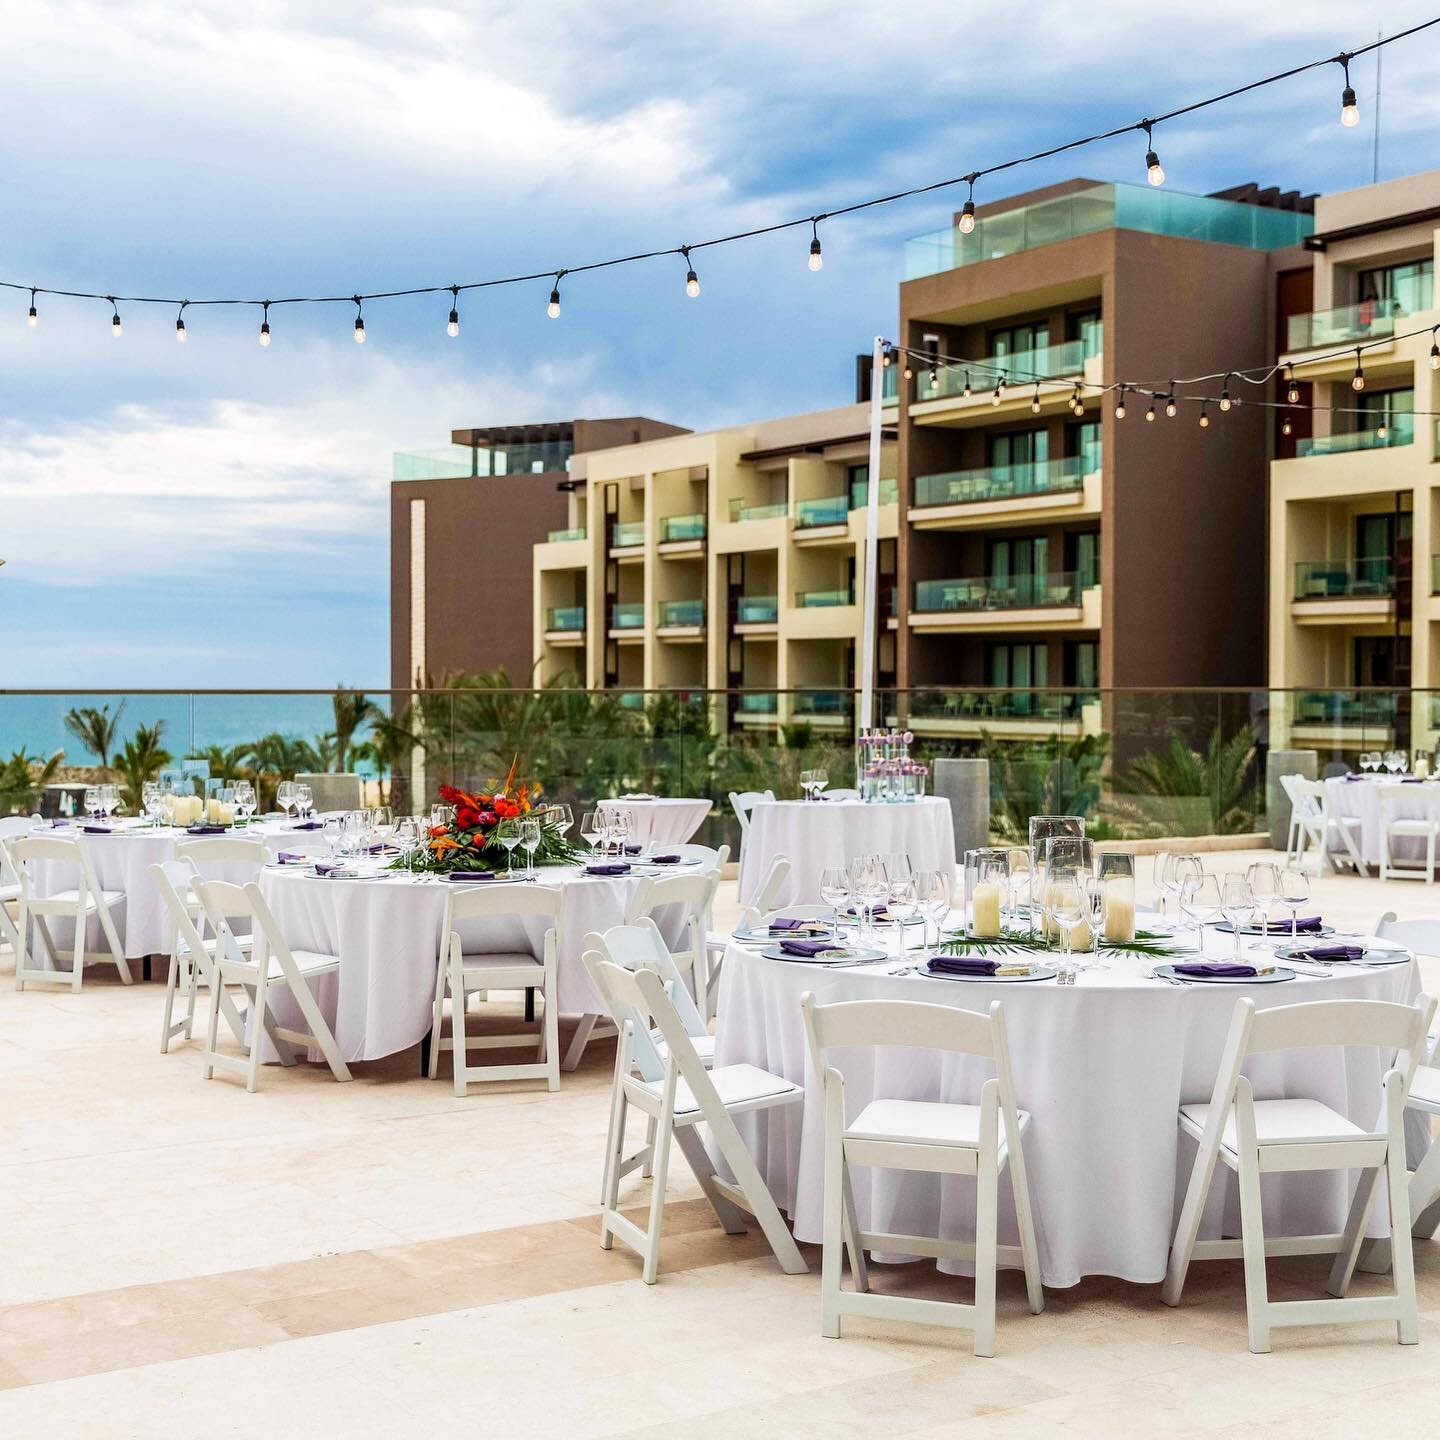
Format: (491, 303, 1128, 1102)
(478, 810, 496, 828)
(455, 805, 480, 830)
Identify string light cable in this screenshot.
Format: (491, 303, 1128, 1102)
(5, 20, 1436, 335)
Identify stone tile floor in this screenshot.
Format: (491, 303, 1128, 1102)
(0, 851, 1438, 1436)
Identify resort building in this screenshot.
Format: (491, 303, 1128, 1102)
(1267, 169, 1440, 756)
(532, 399, 899, 733)
(390, 418, 686, 692)
(894, 178, 1313, 740)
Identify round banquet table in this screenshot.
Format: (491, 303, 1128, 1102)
(737, 797, 956, 907)
(600, 797, 712, 848)
(24, 820, 332, 958)
(1324, 775, 1440, 867)
(254, 860, 693, 1063)
(713, 919, 1422, 1289)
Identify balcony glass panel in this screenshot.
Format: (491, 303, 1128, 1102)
(849, 475, 899, 508)
(914, 340, 1086, 401)
(610, 521, 645, 547)
(909, 688, 1093, 721)
(610, 602, 645, 628)
(914, 572, 1084, 611)
(1291, 691, 1398, 726)
(794, 588, 854, 608)
(661, 513, 706, 542)
(546, 527, 586, 543)
(727, 499, 788, 522)
(792, 690, 851, 716)
(736, 692, 778, 714)
(1287, 300, 1407, 351)
(794, 496, 850, 529)
(736, 595, 779, 623)
(545, 606, 585, 631)
(658, 599, 705, 627)
(1293, 559, 1395, 599)
(914, 455, 1092, 508)
(1296, 414, 1415, 457)
(881, 364, 899, 402)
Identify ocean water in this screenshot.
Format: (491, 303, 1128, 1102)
(0, 692, 382, 766)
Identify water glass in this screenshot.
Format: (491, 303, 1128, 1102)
(818, 866, 849, 936)
(497, 819, 523, 871)
(1181, 874, 1222, 955)
(1005, 847, 1031, 933)
(1246, 861, 1279, 931)
(520, 817, 542, 879)
(1046, 871, 1084, 979)
(1220, 874, 1253, 962)
(914, 868, 951, 950)
(579, 810, 601, 851)
(296, 784, 313, 819)
(1280, 867, 1310, 942)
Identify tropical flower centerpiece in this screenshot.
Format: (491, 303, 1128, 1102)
(404, 765, 583, 874)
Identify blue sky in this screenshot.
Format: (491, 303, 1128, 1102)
(3, 0, 1438, 693)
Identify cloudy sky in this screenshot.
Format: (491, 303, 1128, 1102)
(3, 0, 1438, 694)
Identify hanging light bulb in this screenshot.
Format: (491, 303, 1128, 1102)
(1198, 403, 1210, 428)
(1070, 383, 1083, 414)
(548, 272, 563, 319)
(1031, 384, 1042, 415)
(1351, 350, 1365, 391)
(1165, 391, 1178, 418)
(929, 366, 938, 390)
(1377, 418, 1389, 439)
(1430, 329, 1439, 370)
(808, 219, 823, 272)
(26, 288, 37, 328)
(881, 347, 893, 368)
(1115, 387, 1127, 420)
(1282, 414, 1294, 437)
(1219, 373, 1232, 412)
(962, 371, 972, 398)
(996, 372, 1006, 394)
(1143, 122, 1164, 186)
(681, 248, 700, 298)
(1145, 399, 1157, 422)
(447, 286, 460, 336)
(959, 176, 977, 234)
(1339, 56, 1359, 127)
(991, 381, 1002, 405)
(1074, 394, 1084, 417)
(902, 360, 913, 381)
(1286, 367, 1300, 405)
(259, 302, 272, 347)
(353, 296, 366, 343)
(109, 299, 121, 338)
(175, 302, 187, 343)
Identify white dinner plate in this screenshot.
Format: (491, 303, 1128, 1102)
(1215, 921, 1335, 939)
(1154, 963, 1295, 985)
(733, 923, 838, 944)
(760, 944, 887, 965)
(1273, 944, 1410, 966)
(842, 907, 924, 926)
(921, 961, 1058, 983)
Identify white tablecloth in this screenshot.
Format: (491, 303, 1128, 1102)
(1325, 776, 1440, 866)
(714, 922, 1419, 1288)
(738, 797, 956, 907)
(25, 821, 331, 957)
(255, 862, 691, 1062)
(600, 798, 711, 847)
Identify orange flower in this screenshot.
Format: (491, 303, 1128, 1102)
(430, 835, 461, 854)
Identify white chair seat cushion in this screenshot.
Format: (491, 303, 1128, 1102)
(1408, 1064, 1440, 1113)
(0, 883, 19, 902)
(278, 949, 340, 979)
(1387, 820, 1438, 836)
(639, 1062, 798, 1116)
(847, 1097, 1027, 1150)
(1180, 1097, 1366, 1152)
(456, 951, 543, 977)
(39, 888, 125, 909)
(655, 1030, 715, 1067)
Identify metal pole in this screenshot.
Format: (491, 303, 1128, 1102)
(1373, 30, 1383, 184)
(858, 335, 885, 731)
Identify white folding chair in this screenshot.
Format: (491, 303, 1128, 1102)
(9, 835, 131, 991)
(706, 853, 791, 1016)
(821, 787, 859, 802)
(1277, 774, 1305, 865)
(584, 953, 807, 1284)
(801, 993, 1043, 1356)
(1162, 993, 1436, 1352)
(0, 815, 39, 960)
(174, 836, 271, 869)
(727, 789, 774, 851)
(150, 860, 248, 1054)
(194, 879, 351, 1092)
(1377, 784, 1440, 882)
(1290, 777, 1367, 876)
(427, 882, 561, 1095)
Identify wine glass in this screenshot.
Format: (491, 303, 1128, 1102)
(880, 851, 913, 947)
(812, 768, 828, 799)
(520, 817, 542, 880)
(100, 783, 118, 820)
(914, 868, 952, 951)
(819, 866, 849, 937)
(1162, 852, 1202, 936)
(580, 810, 601, 852)
(1047, 871, 1084, 981)
(1220, 874, 1253, 963)
(1005, 847, 1031, 934)
(277, 780, 295, 820)
(372, 805, 394, 844)
(295, 783, 313, 819)
(218, 785, 236, 828)
(393, 816, 417, 874)
(497, 818, 523, 872)
(323, 816, 344, 860)
(1246, 861, 1279, 933)
(1081, 873, 1108, 968)
(238, 781, 257, 827)
(1182, 874, 1223, 956)
(847, 854, 884, 942)
(799, 769, 818, 802)
(548, 803, 574, 838)
(1280, 867, 1311, 943)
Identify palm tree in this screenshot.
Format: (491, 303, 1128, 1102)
(352, 706, 424, 807)
(62, 702, 125, 772)
(330, 687, 379, 773)
(187, 743, 256, 783)
(1123, 722, 1261, 835)
(115, 723, 172, 810)
(0, 749, 64, 816)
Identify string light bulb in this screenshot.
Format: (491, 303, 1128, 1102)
(1070, 382, 1083, 414)
(962, 371, 972, 398)
(1377, 418, 1389, 439)
(548, 272, 563, 319)
(1430, 328, 1439, 370)
(1145, 398, 1157, 422)
(902, 360, 913, 381)
(1286, 367, 1300, 405)
(1219, 373, 1232, 411)
(175, 302, 187, 343)
(1143, 122, 1164, 186)
(353, 296, 366, 343)
(259, 302, 271, 347)
(26, 288, 37, 328)
(1282, 413, 1294, 437)
(991, 380, 1002, 405)
(1351, 349, 1365, 391)
(1339, 55, 1359, 127)
(1198, 403, 1210, 428)
(959, 177, 977, 234)
(1115, 386, 1126, 420)
(1165, 390, 1178, 418)
(1031, 383, 1042, 415)
(929, 366, 939, 390)
(681, 248, 700, 298)
(447, 286, 460, 336)
(808, 219, 823, 272)
(109, 299, 121, 338)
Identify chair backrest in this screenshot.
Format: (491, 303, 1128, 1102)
(670, 842, 728, 872)
(0, 816, 39, 842)
(1277, 773, 1302, 808)
(8, 835, 104, 906)
(193, 878, 296, 975)
(442, 881, 562, 962)
(1375, 912, 1440, 960)
(149, 860, 210, 958)
(822, 788, 859, 802)
(625, 872, 713, 964)
(586, 955, 711, 1093)
(750, 854, 791, 916)
(586, 920, 707, 1038)
(174, 837, 271, 871)
(728, 790, 774, 838)
(1377, 783, 1440, 821)
(294, 772, 363, 813)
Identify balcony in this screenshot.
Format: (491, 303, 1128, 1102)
(735, 595, 779, 624)
(728, 499, 788, 522)
(610, 602, 645, 629)
(908, 687, 1099, 738)
(913, 455, 1092, 510)
(657, 599, 705, 631)
(904, 181, 1312, 280)
(545, 605, 585, 632)
(913, 340, 1087, 402)
(1287, 290, 1429, 352)
(914, 572, 1084, 612)
(881, 365, 899, 404)
(794, 496, 850, 530)
(1291, 690, 1398, 736)
(610, 521, 645, 549)
(849, 475, 899, 508)
(735, 692, 778, 717)
(1293, 559, 1395, 600)
(660, 513, 706, 543)
(794, 588, 855, 608)
(1296, 415, 1415, 457)
(791, 690, 851, 719)
(546, 526, 586, 543)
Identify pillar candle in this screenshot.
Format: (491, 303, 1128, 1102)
(969, 881, 1002, 939)
(1103, 888, 1136, 943)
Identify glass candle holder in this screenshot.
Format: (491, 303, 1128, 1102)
(964, 847, 1009, 938)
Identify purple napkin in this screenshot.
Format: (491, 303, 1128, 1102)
(1403, 777, 1424, 784)
(82, 824, 112, 834)
(768, 917, 806, 931)
(1268, 916, 1322, 933)
(623, 844, 643, 856)
(445, 870, 495, 882)
(925, 956, 1000, 977)
(50, 818, 71, 828)
(291, 820, 323, 831)
(1344, 774, 1362, 782)
(314, 861, 341, 876)
(276, 851, 305, 864)
(585, 863, 631, 876)
(1173, 962, 1256, 978)
(649, 854, 682, 865)
(1295, 944, 1364, 962)
(779, 938, 842, 958)
(185, 824, 227, 836)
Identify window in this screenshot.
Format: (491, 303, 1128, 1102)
(987, 536, 1048, 592)
(1066, 531, 1100, 590)
(988, 321, 1048, 359)
(988, 428, 1048, 470)
(1065, 640, 1099, 690)
(1350, 387, 1414, 440)
(987, 641, 1048, 694)
(1067, 310, 1102, 359)
(1357, 258, 1433, 316)
(1065, 420, 1102, 471)
(1354, 636, 1408, 687)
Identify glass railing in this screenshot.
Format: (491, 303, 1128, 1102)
(611, 522, 645, 548)
(1287, 291, 1429, 351)
(545, 606, 585, 631)
(791, 690, 851, 716)
(546, 527, 586, 543)
(610, 602, 645, 628)
(794, 588, 854, 608)
(849, 476, 899, 508)
(910, 689, 1094, 722)
(881, 365, 898, 403)
(913, 340, 1087, 402)
(905, 181, 1313, 279)
(913, 455, 1093, 508)
(661, 513, 706, 543)
(727, 498, 788, 522)
(794, 496, 850, 529)
(1293, 559, 1396, 599)
(1296, 415, 1415, 457)
(736, 692, 778, 714)
(736, 596, 779, 623)
(657, 599, 705, 628)
(1292, 691, 1399, 726)
(393, 441, 574, 480)
(914, 572, 1084, 612)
